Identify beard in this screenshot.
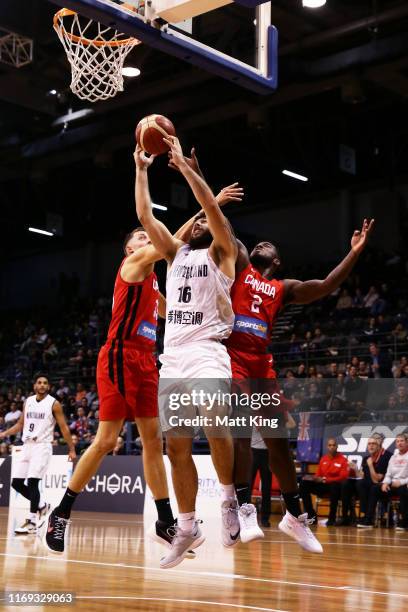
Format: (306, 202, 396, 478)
(250, 251, 273, 269)
(189, 230, 212, 249)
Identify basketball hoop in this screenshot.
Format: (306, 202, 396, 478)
(53, 6, 143, 103)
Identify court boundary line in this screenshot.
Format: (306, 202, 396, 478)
(1, 552, 408, 599)
(76, 596, 287, 611)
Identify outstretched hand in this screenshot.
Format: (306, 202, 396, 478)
(163, 135, 186, 171)
(134, 144, 157, 170)
(168, 146, 200, 174)
(351, 218, 375, 254)
(216, 182, 244, 207)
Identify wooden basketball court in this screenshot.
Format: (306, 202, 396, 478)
(1, 507, 407, 611)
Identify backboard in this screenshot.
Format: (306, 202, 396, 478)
(50, 0, 278, 94)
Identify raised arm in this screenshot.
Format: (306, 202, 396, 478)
(165, 136, 238, 274)
(134, 146, 183, 263)
(175, 183, 244, 243)
(52, 401, 76, 462)
(283, 219, 375, 305)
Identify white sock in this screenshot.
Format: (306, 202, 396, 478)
(220, 483, 236, 503)
(178, 511, 196, 533)
(29, 513, 37, 523)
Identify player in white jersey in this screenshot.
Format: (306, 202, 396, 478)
(135, 136, 239, 568)
(0, 374, 76, 534)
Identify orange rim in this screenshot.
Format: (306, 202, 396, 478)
(53, 7, 141, 48)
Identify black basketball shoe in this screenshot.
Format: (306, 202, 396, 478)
(42, 510, 70, 554)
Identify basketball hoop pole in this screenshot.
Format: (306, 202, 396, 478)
(50, 0, 278, 94)
(256, 2, 271, 76)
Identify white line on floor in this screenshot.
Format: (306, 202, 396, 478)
(1, 552, 408, 599)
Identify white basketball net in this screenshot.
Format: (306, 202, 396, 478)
(54, 8, 142, 103)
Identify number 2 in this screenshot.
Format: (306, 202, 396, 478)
(251, 294, 262, 313)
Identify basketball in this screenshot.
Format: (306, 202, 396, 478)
(135, 114, 176, 155)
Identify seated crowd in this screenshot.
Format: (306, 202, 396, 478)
(294, 434, 408, 532)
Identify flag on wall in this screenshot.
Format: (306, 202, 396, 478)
(296, 412, 324, 462)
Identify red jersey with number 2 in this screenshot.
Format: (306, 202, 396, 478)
(225, 264, 285, 354)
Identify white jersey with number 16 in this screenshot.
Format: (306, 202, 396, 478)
(164, 245, 234, 348)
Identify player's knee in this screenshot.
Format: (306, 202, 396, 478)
(12, 478, 25, 493)
(166, 440, 191, 466)
(142, 435, 162, 456)
(93, 436, 117, 455)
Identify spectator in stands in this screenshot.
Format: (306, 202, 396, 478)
(112, 436, 126, 456)
(340, 436, 392, 526)
(370, 294, 387, 317)
(387, 394, 398, 412)
(363, 286, 380, 309)
(287, 333, 301, 358)
(70, 434, 87, 455)
(302, 382, 325, 411)
(0, 416, 6, 433)
(250, 426, 272, 528)
(395, 385, 408, 410)
(345, 366, 367, 408)
(42, 337, 58, 365)
(299, 438, 349, 525)
(0, 442, 9, 457)
(313, 328, 326, 347)
(84, 409, 97, 434)
(36, 327, 48, 346)
(283, 370, 298, 398)
(327, 363, 339, 379)
(368, 342, 392, 378)
(69, 349, 85, 367)
(353, 288, 364, 308)
(332, 373, 347, 403)
(358, 361, 369, 378)
(75, 383, 86, 405)
(56, 379, 70, 399)
(296, 363, 307, 378)
(301, 331, 316, 354)
(4, 401, 22, 428)
(69, 406, 90, 438)
(357, 433, 408, 530)
(336, 289, 353, 310)
(85, 383, 97, 406)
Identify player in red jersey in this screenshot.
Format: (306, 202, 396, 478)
(228, 219, 374, 552)
(43, 227, 179, 553)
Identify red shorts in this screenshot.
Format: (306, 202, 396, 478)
(227, 346, 294, 415)
(97, 341, 158, 421)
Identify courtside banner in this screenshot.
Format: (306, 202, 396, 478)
(323, 422, 408, 468)
(76, 456, 145, 513)
(0, 457, 11, 507)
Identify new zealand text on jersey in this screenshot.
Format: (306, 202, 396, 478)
(170, 264, 208, 279)
(245, 273, 276, 297)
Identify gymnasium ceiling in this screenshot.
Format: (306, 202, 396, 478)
(1, 0, 408, 257)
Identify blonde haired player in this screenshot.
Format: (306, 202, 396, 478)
(0, 374, 76, 534)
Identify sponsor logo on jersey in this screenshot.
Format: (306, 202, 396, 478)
(137, 320, 157, 341)
(233, 315, 268, 338)
(244, 274, 276, 297)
